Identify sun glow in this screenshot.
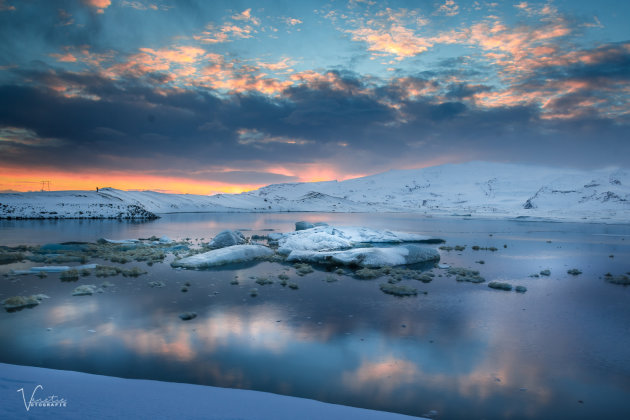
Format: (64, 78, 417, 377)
(0, 166, 361, 194)
(0, 168, 261, 195)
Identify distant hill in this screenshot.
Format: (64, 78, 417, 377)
(1, 161, 628, 223)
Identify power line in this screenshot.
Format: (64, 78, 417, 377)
(40, 180, 50, 191)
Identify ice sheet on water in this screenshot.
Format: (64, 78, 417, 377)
(286, 244, 440, 268)
(274, 225, 439, 255)
(171, 245, 274, 269)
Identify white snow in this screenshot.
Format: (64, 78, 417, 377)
(273, 226, 438, 255)
(1, 161, 628, 223)
(29, 266, 72, 273)
(171, 245, 274, 269)
(100, 238, 140, 244)
(286, 244, 440, 268)
(0, 363, 425, 420)
(10, 264, 97, 275)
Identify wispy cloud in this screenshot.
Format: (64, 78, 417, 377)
(82, 0, 110, 14)
(231, 8, 260, 26)
(435, 0, 459, 17)
(0, 0, 15, 12)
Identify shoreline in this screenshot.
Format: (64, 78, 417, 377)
(2, 210, 629, 226)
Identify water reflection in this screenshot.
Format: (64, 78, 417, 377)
(1, 215, 630, 418)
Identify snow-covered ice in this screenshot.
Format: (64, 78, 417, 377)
(286, 244, 440, 268)
(208, 229, 246, 248)
(29, 266, 72, 273)
(0, 363, 425, 419)
(171, 245, 274, 269)
(273, 226, 439, 255)
(99, 238, 140, 244)
(10, 264, 97, 275)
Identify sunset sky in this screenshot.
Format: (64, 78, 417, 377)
(0, 0, 628, 194)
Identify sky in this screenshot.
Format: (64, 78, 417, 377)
(0, 0, 628, 194)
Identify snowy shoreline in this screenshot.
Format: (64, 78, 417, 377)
(1, 162, 628, 224)
(0, 363, 426, 419)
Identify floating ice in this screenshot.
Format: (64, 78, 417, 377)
(274, 225, 441, 255)
(171, 245, 274, 269)
(209, 230, 246, 248)
(99, 238, 140, 244)
(286, 244, 440, 268)
(30, 266, 71, 273)
(72, 285, 100, 296)
(12, 264, 98, 275)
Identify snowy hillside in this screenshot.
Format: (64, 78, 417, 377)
(1, 162, 628, 222)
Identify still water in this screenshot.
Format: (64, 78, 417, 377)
(1, 213, 629, 419)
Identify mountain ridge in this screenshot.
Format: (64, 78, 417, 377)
(1, 161, 628, 223)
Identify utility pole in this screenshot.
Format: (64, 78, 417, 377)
(40, 180, 50, 191)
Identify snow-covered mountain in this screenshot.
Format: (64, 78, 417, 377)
(1, 162, 628, 222)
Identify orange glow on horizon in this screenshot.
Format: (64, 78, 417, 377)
(0, 165, 365, 195)
(0, 168, 261, 195)
(0, 159, 459, 195)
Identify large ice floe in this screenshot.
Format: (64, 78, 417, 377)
(272, 225, 441, 267)
(171, 226, 441, 269)
(171, 245, 274, 269)
(271, 225, 440, 255)
(286, 244, 440, 267)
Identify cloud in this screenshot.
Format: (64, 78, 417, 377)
(82, 0, 110, 14)
(348, 25, 432, 60)
(119, 1, 171, 11)
(194, 21, 257, 44)
(0, 0, 15, 11)
(256, 57, 295, 72)
(236, 128, 311, 146)
(50, 52, 77, 63)
(284, 17, 302, 26)
(0, 1, 628, 187)
(0, 64, 628, 186)
(231, 8, 260, 26)
(340, 7, 434, 60)
(104, 45, 205, 79)
(435, 0, 459, 17)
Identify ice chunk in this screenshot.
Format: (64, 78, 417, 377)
(295, 221, 329, 231)
(98, 238, 140, 244)
(278, 230, 353, 255)
(171, 245, 274, 269)
(286, 244, 440, 268)
(275, 225, 441, 255)
(72, 285, 100, 296)
(25, 264, 96, 274)
(295, 221, 315, 231)
(209, 230, 246, 248)
(30, 266, 71, 272)
(158, 236, 173, 244)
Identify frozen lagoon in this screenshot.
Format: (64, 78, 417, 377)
(1, 212, 630, 419)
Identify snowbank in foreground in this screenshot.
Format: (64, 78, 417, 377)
(0, 363, 425, 420)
